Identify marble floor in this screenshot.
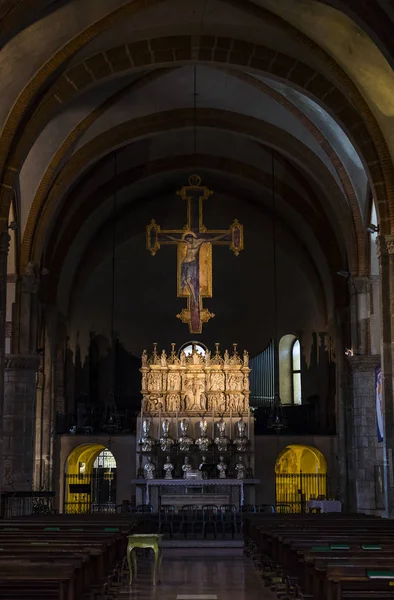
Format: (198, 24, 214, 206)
(119, 548, 277, 599)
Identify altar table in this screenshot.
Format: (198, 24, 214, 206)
(306, 500, 342, 513)
(127, 533, 163, 585)
(132, 478, 260, 508)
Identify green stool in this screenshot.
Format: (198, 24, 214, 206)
(126, 533, 163, 586)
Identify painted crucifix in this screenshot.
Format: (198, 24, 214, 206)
(146, 175, 244, 334)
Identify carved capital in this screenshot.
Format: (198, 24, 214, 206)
(351, 276, 371, 294)
(376, 235, 394, 258)
(5, 354, 40, 371)
(20, 262, 40, 293)
(347, 354, 380, 372)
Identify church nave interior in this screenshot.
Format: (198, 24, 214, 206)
(0, 0, 393, 598)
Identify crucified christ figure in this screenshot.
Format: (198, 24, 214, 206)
(164, 232, 226, 302)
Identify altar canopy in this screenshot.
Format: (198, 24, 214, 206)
(140, 343, 250, 414)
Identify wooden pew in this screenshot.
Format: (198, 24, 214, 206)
(247, 514, 394, 600)
(0, 514, 138, 599)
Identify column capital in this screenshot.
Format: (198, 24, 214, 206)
(376, 235, 394, 258)
(351, 276, 371, 294)
(347, 354, 380, 372)
(5, 354, 40, 371)
(20, 262, 40, 294)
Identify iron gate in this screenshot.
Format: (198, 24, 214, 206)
(275, 472, 328, 513)
(64, 470, 117, 514)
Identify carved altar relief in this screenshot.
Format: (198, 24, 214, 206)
(183, 376, 196, 411)
(195, 377, 207, 411)
(209, 371, 225, 391)
(140, 343, 251, 413)
(166, 393, 180, 412)
(227, 392, 245, 412)
(168, 371, 181, 391)
(227, 373, 243, 391)
(147, 371, 162, 392)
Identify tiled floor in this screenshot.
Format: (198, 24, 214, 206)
(119, 548, 277, 599)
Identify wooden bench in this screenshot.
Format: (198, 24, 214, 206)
(246, 514, 394, 600)
(0, 514, 139, 599)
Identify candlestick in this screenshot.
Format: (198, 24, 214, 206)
(248, 406, 251, 441)
(230, 408, 232, 440)
(158, 407, 162, 441)
(175, 409, 179, 442)
(212, 404, 215, 439)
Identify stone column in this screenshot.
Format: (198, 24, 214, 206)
(2, 263, 41, 492)
(335, 309, 355, 510)
(377, 235, 394, 516)
(0, 230, 10, 489)
(3, 354, 40, 490)
(348, 354, 382, 513)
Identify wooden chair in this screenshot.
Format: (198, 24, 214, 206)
(202, 505, 219, 539)
(241, 504, 256, 513)
(180, 505, 199, 539)
(159, 505, 175, 539)
(220, 504, 237, 538)
(136, 504, 153, 513)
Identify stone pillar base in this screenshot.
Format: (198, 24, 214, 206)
(1, 355, 39, 491)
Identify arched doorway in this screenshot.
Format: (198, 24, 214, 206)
(275, 445, 327, 512)
(64, 444, 117, 514)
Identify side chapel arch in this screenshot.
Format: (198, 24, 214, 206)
(275, 444, 327, 509)
(64, 443, 117, 513)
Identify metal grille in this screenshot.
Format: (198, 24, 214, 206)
(275, 472, 328, 513)
(64, 470, 117, 514)
(0, 492, 55, 518)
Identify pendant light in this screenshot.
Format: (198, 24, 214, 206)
(101, 152, 121, 434)
(267, 149, 287, 434)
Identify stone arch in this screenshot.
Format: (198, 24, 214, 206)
(64, 442, 117, 513)
(44, 155, 340, 311)
(21, 64, 365, 277)
(1, 29, 391, 235)
(25, 109, 358, 276)
(275, 444, 327, 475)
(275, 444, 328, 509)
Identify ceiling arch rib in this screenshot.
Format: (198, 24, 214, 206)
(20, 64, 365, 263)
(19, 58, 369, 274)
(62, 171, 330, 325)
(0, 10, 390, 239)
(34, 37, 386, 201)
(26, 109, 357, 275)
(18, 68, 174, 238)
(45, 153, 339, 315)
(2, 0, 393, 69)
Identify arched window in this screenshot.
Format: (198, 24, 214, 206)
(93, 449, 116, 470)
(292, 339, 301, 405)
(179, 341, 207, 357)
(279, 334, 302, 405)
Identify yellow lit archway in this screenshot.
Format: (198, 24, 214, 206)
(64, 444, 117, 513)
(275, 445, 327, 511)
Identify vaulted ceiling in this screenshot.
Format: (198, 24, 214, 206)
(1, 0, 393, 327)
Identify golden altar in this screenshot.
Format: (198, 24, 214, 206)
(134, 343, 258, 509)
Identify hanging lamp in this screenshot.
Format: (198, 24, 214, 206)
(267, 149, 287, 434)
